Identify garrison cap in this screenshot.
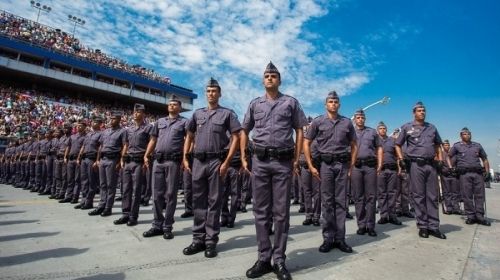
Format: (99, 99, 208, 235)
(460, 127, 471, 135)
(168, 95, 182, 106)
(264, 61, 280, 78)
(413, 101, 425, 112)
(354, 108, 365, 117)
(111, 111, 123, 118)
(377, 121, 386, 128)
(443, 139, 450, 144)
(92, 115, 104, 123)
(206, 77, 220, 90)
(325, 91, 339, 101)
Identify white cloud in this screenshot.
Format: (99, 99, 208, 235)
(3, 0, 373, 117)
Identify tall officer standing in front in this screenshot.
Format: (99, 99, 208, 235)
(242, 62, 307, 280)
(142, 97, 187, 238)
(449, 127, 491, 226)
(395, 101, 446, 239)
(304, 91, 357, 255)
(89, 111, 127, 217)
(182, 78, 241, 258)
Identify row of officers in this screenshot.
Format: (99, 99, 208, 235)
(0, 62, 492, 280)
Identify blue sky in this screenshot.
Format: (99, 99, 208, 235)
(3, 0, 499, 170)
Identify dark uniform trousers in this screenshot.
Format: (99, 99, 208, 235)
(301, 167, 321, 220)
(240, 171, 252, 207)
(22, 161, 30, 188)
(320, 161, 349, 242)
(221, 166, 241, 224)
(98, 157, 120, 210)
(152, 159, 181, 231)
(28, 160, 36, 188)
(54, 158, 67, 196)
(440, 175, 460, 212)
(142, 167, 153, 204)
(80, 158, 99, 207)
(377, 169, 398, 219)
(65, 159, 80, 199)
(351, 165, 377, 229)
(396, 172, 412, 214)
(45, 155, 55, 193)
(35, 158, 47, 191)
(252, 157, 292, 264)
(122, 161, 145, 220)
(409, 162, 440, 230)
(192, 158, 224, 246)
(183, 169, 193, 214)
(459, 172, 485, 220)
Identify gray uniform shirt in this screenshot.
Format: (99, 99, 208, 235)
(305, 114, 356, 155)
(355, 126, 381, 159)
(152, 116, 188, 154)
(100, 127, 126, 154)
(82, 131, 102, 154)
(68, 133, 86, 156)
(39, 139, 50, 156)
(380, 136, 397, 165)
(395, 121, 442, 159)
(449, 141, 487, 169)
(242, 93, 307, 148)
(187, 106, 241, 153)
(126, 122, 153, 156)
(57, 135, 70, 155)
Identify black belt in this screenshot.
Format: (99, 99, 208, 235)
(29, 156, 36, 160)
(320, 153, 350, 165)
(355, 157, 377, 168)
(102, 152, 120, 160)
(408, 157, 434, 167)
(82, 152, 97, 160)
(48, 151, 57, 156)
(457, 167, 483, 175)
(56, 154, 65, 160)
(68, 154, 78, 160)
(154, 152, 182, 162)
(382, 163, 398, 171)
(192, 151, 227, 162)
(254, 145, 294, 161)
(124, 154, 145, 163)
(37, 155, 47, 160)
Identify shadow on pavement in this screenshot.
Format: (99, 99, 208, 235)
(0, 219, 39, 226)
(0, 210, 26, 215)
(0, 247, 89, 267)
(74, 272, 126, 280)
(0, 231, 60, 242)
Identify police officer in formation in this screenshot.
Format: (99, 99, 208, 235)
(88, 111, 127, 217)
(440, 139, 462, 215)
(76, 116, 103, 210)
(61, 121, 86, 204)
(300, 126, 321, 227)
(142, 97, 187, 238)
(449, 127, 491, 226)
(54, 123, 72, 199)
(304, 91, 356, 255)
(376, 122, 402, 226)
(114, 104, 152, 226)
(351, 109, 383, 237)
(241, 62, 307, 280)
(395, 101, 446, 239)
(183, 77, 241, 258)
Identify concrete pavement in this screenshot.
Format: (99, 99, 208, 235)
(1, 183, 499, 280)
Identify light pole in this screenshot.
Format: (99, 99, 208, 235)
(30, 1, 51, 23)
(68, 15, 86, 38)
(351, 96, 391, 120)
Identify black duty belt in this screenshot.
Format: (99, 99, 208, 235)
(20, 156, 27, 161)
(355, 157, 377, 168)
(408, 157, 434, 167)
(48, 151, 57, 156)
(154, 152, 182, 162)
(320, 153, 350, 165)
(254, 145, 294, 161)
(124, 154, 145, 164)
(457, 167, 483, 175)
(102, 152, 120, 160)
(192, 151, 227, 162)
(37, 155, 47, 160)
(56, 154, 65, 160)
(382, 163, 398, 171)
(29, 156, 36, 160)
(82, 152, 97, 160)
(68, 154, 78, 161)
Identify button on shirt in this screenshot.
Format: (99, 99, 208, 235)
(355, 126, 381, 159)
(305, 114, 356, 155)
(100, 127, 126, 153)
(242, 93, 307, 149)
(395, 121, 442, 159)
(152, 116, 188, 154)
(126, 122, 153, 156)
(449, 141, 487, 169)
(68, 133, 86, 156)
(380, 136, 397, 165)
(187, 106, 241, 153)
(82, 131, 103, 154)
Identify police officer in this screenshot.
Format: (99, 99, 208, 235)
(440, 139, 461, 215)
(27, 134, 40, 191)
(351, 109, 382, 237)
(180, 143, 194, 218)
(301, 129, 321, 227)
(142, 98, 187, 237)
(60, 121, 86, 204)
(35, 129, 51, 194)
(395, 101, 446, 239)
(89, 111, 126, 217)
(393, 128, 415, 218)
(54, 124, 72, 199)
(76, 116, 103, 209)
(242, 62, 307, 280)
(376, 122, 402, 226)
(304, 91, 357, 255)
(114, 104, 152, 226)
(40, 129, 54, 195)
(221, 137, 242, 228)
(48, 129, 62, 199)
(182, 77, 241, 258)
(47, 129, 59, 196)
(449, 128, 491, 226)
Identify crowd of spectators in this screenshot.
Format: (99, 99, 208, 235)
(0, 10, 171, 85)
(0, 83, 161, 138)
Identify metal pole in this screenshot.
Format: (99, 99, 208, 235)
(36, 9, 41, 22)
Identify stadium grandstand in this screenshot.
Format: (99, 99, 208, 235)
(0, 9, 197, 151)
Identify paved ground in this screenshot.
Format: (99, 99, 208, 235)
(1, 183, 499, 280)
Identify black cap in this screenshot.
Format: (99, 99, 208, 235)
(264, 61, 280, 78)
(134, 103, 145, 111)
(325, 91, 339, 101)
(206, 77, 220, 89)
